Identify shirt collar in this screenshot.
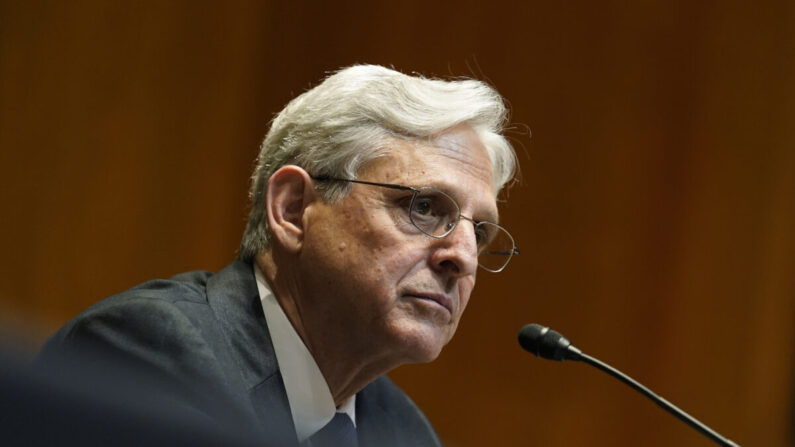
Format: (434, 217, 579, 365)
(254, 265, 356, 442)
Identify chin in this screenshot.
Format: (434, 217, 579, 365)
(410, 347, 444, 364)
(395, 324, 451, 364)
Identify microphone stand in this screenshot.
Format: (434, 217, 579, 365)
(518, 324, 742, 447)
(575, 352, 740, 447)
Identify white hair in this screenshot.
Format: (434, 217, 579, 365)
(239, 64, 517, 261)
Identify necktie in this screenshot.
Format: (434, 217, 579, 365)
(307, 412, 358, 447)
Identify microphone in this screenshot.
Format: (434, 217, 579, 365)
(518, 324, 741, 447)
(517, 323, 583, 361)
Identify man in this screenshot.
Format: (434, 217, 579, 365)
(38, 65, 519, 446)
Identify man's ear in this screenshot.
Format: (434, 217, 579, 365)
(265, 165, 317, 253)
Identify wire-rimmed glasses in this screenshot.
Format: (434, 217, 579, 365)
(312, 176, 519, 273)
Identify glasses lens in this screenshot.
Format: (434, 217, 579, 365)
(409, 187, 516, 273)
(409, 188, 459, 237)
(476, 222, 516, 273)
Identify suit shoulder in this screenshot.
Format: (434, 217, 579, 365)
(125, 269, 214, 304)
(42, 269, 217, 351)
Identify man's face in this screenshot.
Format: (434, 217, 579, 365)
(298, 124, 498, 365)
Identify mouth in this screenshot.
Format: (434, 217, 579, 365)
(404, 292, 454, 315)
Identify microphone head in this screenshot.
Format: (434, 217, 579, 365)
(518, 324, 581, 361)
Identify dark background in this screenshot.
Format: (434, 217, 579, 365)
(1, 1, 793, 446)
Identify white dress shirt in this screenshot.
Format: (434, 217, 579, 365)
(254, 265, 356, 442)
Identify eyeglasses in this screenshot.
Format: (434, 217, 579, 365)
(312, 176, 519, 273)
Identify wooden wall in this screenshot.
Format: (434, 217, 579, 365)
(1, 1, 792, 446)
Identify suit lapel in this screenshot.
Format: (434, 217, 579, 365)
(206, 259, 297, 445)
(250, 370, 298, 446)
(355, 384, 397, 447)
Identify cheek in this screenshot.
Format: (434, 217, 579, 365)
(362, 243, 423, 284)
(309, 202, 427, 288)
(456, 278, 476, 314)
(349, 219, 419, 270)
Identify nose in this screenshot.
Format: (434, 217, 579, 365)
(429, 219, 479, 277)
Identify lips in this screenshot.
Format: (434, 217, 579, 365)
(404, 292, 454, 315)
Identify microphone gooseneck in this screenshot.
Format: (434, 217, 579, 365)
(517, 324, 741, 447)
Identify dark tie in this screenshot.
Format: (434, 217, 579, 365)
(307, 412, 358, 447)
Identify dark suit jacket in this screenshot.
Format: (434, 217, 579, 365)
(38, 260, 442, 447)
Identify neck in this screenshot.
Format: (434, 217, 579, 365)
(256, 251, 404, 406)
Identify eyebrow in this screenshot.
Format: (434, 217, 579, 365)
(479, 208, 500, 225)
(423, 181, 500, 224)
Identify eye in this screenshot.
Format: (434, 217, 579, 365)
(408, 188, 460, 236)
(474, 225, 489, 247)
(412, 197, 434, 216)
(474, 222, 498, 250)
(411, 193, 454, 221)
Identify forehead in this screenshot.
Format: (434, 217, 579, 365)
(360, 125, 499, 220)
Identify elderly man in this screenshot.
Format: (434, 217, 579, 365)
(39, 65, 518, 446)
